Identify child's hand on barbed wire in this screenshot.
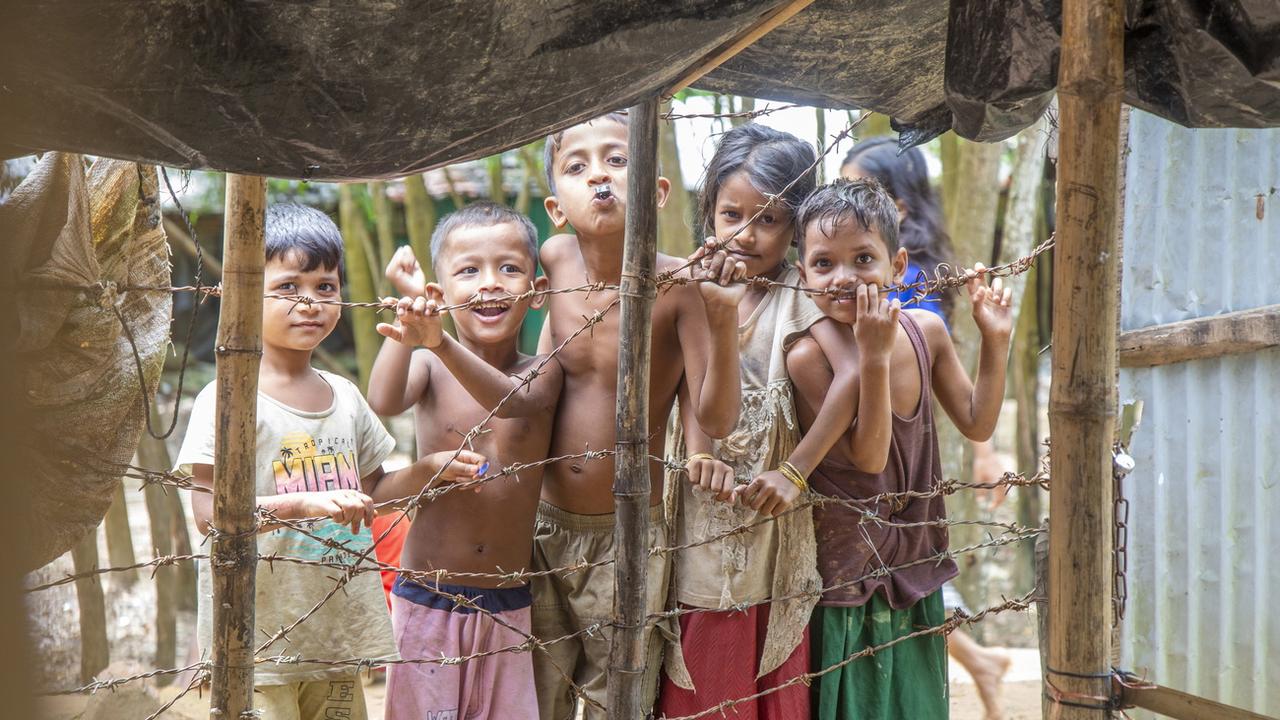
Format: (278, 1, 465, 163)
(853, 283, 900, 360)
(420, 450, 489, 486)
(685, 454, 736, 503)
(376, 292, 446, 348)
(689, 238, 748, 308)
(297, 490, 376, 534)
(967, 262, 1014, 341)
(732, 470, 800, 517)
(385, 245, 426, 297)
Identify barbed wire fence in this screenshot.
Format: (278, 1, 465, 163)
(24, 109, 1056, 719)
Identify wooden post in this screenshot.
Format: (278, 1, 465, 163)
(103, 483, 138, 587)
(1047, 0, 1124, 716)
(607, 96, 660, 720)
(209, 174, 266, 720)
(71, 528, 109, 682)
(138, 407, 178, 681)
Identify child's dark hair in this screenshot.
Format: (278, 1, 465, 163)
(795, 178, 899, 260)
(543, 111, 630, 193)
(265, 203, 344, 276)
(698, 123, 817, 239)
(842, 137, 954, 317)
(430, 201, 539, 270)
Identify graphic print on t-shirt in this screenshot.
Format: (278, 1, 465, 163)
(272, 431, 363, 493)
(270, 430, 372, 561)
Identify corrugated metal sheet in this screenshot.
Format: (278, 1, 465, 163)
(1118, 109, 1280, 717)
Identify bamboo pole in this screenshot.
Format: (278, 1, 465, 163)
(208, 174, 266, 720)
(1120, 682, 1274, 720)
(666, 0, 816, 95)
(1046, 0, 1124, 716)
(71, 528, 109, 683)
(607, 96, 660, 720)
(103, 483, 138, 587)
(138, 404, 178, 680)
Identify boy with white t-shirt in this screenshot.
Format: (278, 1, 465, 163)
(176, 204, 485, 719)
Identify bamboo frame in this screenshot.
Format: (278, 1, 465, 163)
(607, 96, 660, 719)
(666, 0, 816, 96)
(1046, 0, 1124, 717)
(208, 174, 266, 719)
(1121, 682, 1275, 720)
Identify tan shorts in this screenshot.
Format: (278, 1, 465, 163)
(530, 501, 670, 720)
(254, 675, 367, 720)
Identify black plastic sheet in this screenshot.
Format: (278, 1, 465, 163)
(1, 1, 1277, 180)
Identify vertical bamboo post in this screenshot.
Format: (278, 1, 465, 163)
(607, 96, 660, 720)
(1047, 0, 1123, 716)
(209, 174, 266, 720)
(71, 528, 109, 682)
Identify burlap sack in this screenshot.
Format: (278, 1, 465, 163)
(1, 153, 171, 571)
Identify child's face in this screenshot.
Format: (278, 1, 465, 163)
(712, 171, 794, 279)
(262, 251, 343, 353)
(798, 217, 908, 325)
(436, 222, 546, 347)
(544, 119, 669, 240)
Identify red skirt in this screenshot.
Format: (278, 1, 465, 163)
(658, 602, 810, 719)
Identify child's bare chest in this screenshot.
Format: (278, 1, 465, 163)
(414, 372, 549, 466)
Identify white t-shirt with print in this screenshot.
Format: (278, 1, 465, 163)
(176, 370, 398, 685)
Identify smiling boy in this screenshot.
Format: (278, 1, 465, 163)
(367, 202, 562, 720)
(785, 179, 1014, 720)
(176, 204, 480, 720)
(532, 112, 745, 719)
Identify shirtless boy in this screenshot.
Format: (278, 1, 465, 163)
(367, 202, 563, 720)
(532, 112, 745, 719)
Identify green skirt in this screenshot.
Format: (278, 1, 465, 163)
(811, 589, 949, 720)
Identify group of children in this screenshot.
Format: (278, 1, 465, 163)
(177, 111, 1014, 720)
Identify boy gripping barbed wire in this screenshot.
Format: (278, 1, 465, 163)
(785, 178, 1014, 720)
(368, 202, 564, 720)
(175, 204, 481, 720)
(531, 111, 746, 719)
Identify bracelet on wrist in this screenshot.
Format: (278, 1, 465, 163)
(777, 461, 808, 492)
(687, 452, 716, 463)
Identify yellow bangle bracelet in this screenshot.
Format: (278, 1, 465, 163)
(687, 453, 716, 463)
(778, 461, 808, 492)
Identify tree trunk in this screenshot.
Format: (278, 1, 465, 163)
(815, 108, 827, 184)
(1012, 260, 1042, 594)
(102, 483, 137, 588)
(168, 488, 198, 611)
(939, 138, 1003, 636)
(339, 184, 383, 390)
(403, 174, 454, 338)
(443, 166, 466, 210)
(208, 174, 266, 720)
(728, 95, 754, 128)
(71, 528, 109, 683)
(860, 111, 893, 138)
(369, 181, 395, 297)
(137, 404, 179, 680)
(658, 99, 695, 257)
(486, 155, 505, 205)
(940, 132, 960, 222)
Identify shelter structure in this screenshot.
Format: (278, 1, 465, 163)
(2, 2, 1279, 719)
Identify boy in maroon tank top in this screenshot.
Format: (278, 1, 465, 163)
(783, 178, 1014, 719)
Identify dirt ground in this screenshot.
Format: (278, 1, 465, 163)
(38, 651, 1046, 720)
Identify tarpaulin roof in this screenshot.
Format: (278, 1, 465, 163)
(1, 1, 1277, 181)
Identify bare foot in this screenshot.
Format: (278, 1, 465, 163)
(971, 648, 1011, 720)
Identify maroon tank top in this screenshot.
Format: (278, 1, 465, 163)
(809, 312, 957, 608)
